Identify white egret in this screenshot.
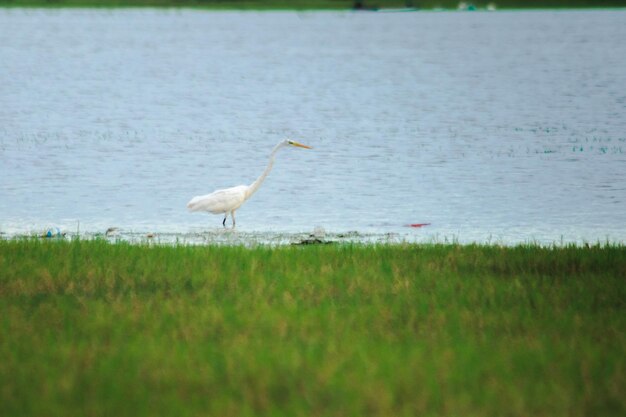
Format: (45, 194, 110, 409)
(187, 139, 312, 227)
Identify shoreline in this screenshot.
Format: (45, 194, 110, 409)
(2, 2, 626, 10)
(2, 230, 625, 247)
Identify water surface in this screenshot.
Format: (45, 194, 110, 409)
(1, 9, 625, 244)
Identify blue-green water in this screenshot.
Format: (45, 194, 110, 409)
(1, 9, 625, 244)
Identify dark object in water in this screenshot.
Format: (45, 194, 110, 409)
(352, 0, 379, 10)
(293, 237, 333, 246)
(406, 223, 431, 228)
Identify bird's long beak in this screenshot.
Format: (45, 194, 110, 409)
(291, 141, 312, 149)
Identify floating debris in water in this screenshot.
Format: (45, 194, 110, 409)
(336, 231, 360, 238)
(42, 227, 65, 238)
(292, 237, 333, 246)
(406, 223, 431, 228)
(292, 226, 334, 245)
(105, 227, 120, 237)
(312, 226, 326, 239)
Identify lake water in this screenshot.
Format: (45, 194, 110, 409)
(1, 8, 625, 244)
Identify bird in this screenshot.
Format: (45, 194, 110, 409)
(187, 139, 312, 227)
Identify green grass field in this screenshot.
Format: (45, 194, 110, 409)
(1, 239, 625, 416)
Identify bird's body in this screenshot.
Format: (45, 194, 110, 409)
(187, 139, 312, 227)
(187, 185, 248, 215)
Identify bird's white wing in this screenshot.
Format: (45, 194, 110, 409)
(187, 185, 248, 214)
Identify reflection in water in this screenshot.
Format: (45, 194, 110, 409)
(1, 9, 626, 245)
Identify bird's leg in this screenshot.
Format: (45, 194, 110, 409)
(222, 215, 227, 227)
(231, 211, 236, 228)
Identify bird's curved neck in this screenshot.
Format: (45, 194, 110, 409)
(246, 142, 283, 199)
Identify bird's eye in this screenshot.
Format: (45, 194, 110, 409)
(288, 141, 293, 144)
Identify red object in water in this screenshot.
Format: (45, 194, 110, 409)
(406, 223, 431, 228)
